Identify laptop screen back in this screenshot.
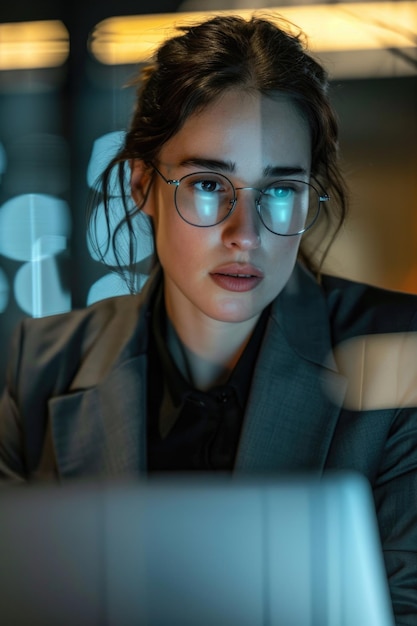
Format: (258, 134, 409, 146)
(0, 472, 395, 626)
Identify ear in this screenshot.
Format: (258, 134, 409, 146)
(130, 159, 155, 216)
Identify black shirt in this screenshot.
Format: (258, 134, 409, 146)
(147, 285, 268, 472)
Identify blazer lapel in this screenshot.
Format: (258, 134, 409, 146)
(235, 264, 347, 472)
(46, 269, 161, 480)
(49, 356, 148, 479)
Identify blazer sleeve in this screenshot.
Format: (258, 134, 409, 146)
(323, 279, 417, 625)
(0, 321, 29, 482)
(373, 406, 417, 626)
(0, 310, 89, 482)
(333, 335, 417, 625)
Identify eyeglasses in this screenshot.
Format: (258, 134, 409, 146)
(152, 165, 329, 236)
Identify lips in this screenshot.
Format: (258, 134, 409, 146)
(209, 263, 263, 292)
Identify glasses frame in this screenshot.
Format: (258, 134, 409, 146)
(152, 164, 329, 236)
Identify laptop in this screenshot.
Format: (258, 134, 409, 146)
(0, 472, 395, 626)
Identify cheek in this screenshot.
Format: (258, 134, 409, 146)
(149, 190, 178, 257)
(266, 235, 301, 286)
(153, 212, 201, 269)
(156, 196, 220, 258)
(269, 233, 301, 263)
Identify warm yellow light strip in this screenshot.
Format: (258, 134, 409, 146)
(89, 2, 417, 66)
(0, 20, 69, 70)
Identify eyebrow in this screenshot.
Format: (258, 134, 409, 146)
(179, 157, 308, 178)
(263, 165, 308, 178)
(180, 157, 236, 173)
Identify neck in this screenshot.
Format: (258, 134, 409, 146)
(166, 311, 259, 392)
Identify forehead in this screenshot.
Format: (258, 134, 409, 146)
(158, 90, 312, 176)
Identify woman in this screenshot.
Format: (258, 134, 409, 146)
(0, 14, 416, 622)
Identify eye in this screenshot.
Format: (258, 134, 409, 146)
(193, 178, 225, 193)
(182, 172, 230, 195)
(265, 184, 296, 200)
(194, 180, 221, 193)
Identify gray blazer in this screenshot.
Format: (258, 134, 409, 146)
(1, 263, 417, 624)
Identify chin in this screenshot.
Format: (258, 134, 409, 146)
(209, 302, 264, 325)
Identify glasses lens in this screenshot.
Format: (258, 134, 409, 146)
(259, 180, 320, 235)
(176, 173, 234, 226)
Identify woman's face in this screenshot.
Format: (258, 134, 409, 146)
(134, 90, 312, 327)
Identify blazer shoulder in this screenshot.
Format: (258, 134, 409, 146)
(321, 273, 417, 342)
(6, 293, 144, 399)
(21, 293, 142, 354)
(6, 268, 162, 401)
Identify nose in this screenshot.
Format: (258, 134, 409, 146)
(221, 190, 261, 250)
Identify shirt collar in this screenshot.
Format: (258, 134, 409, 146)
(151, 280, 269, 436)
